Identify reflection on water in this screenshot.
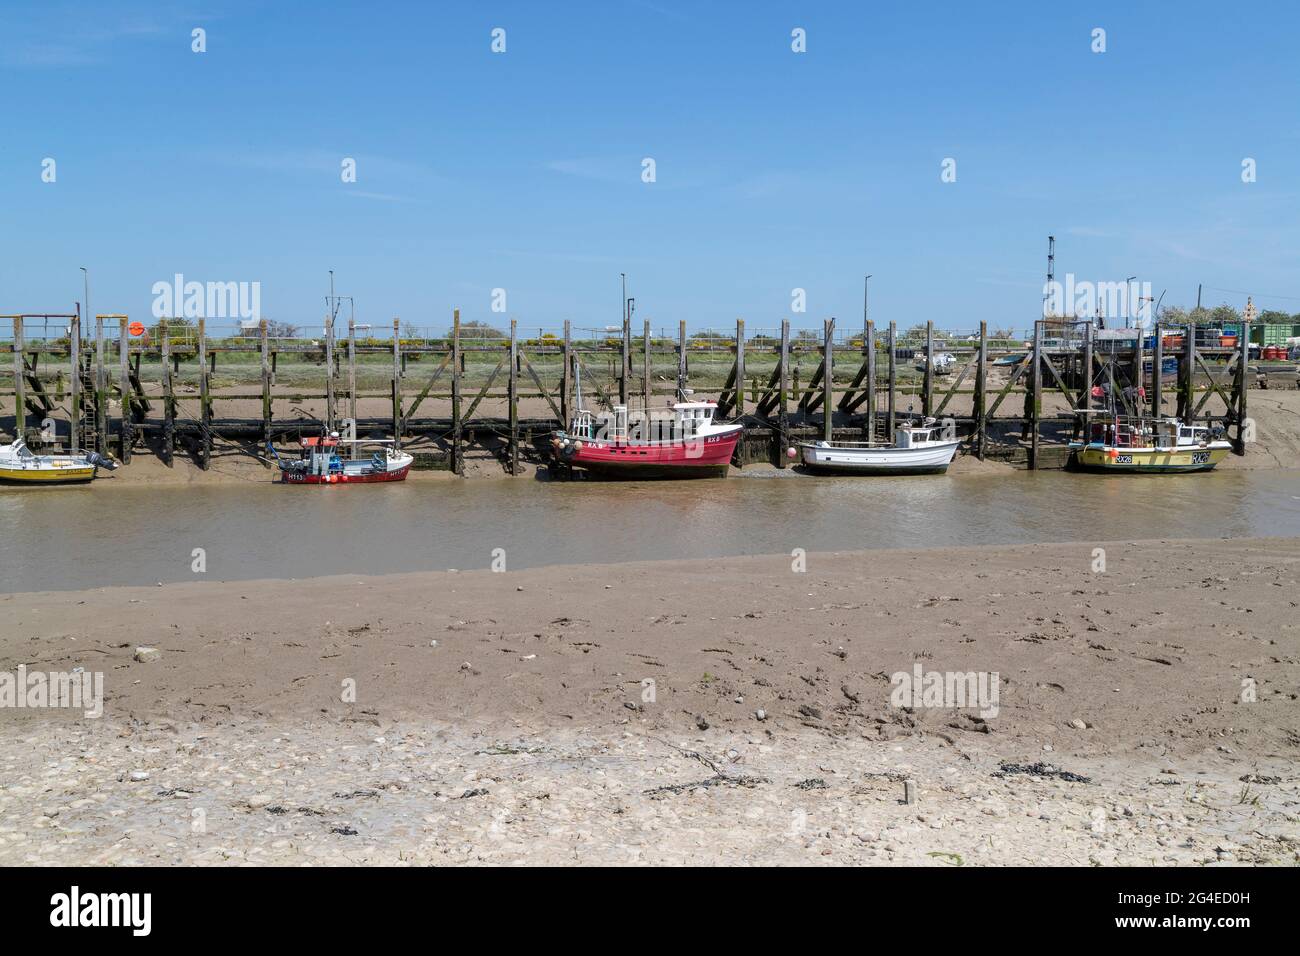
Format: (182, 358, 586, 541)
(2, 470, 1298, 592)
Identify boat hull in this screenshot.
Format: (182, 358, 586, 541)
(280, 464, 411, 484)
(1070, 444, 1231, 473)
(556, 428, 740, 479)
(798, 441, 959, 475)
(0, 464, 97, 484)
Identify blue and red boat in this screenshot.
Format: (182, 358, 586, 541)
(270, 435, 413, 484)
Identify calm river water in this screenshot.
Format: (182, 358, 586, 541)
(2, 470, 1298, 592)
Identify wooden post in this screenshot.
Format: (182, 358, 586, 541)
(864, 320, 876, 441)
(161, 319, 174, 465)
(1179, 322, 1195, 421)
(197, 318, 210, 469)
(774, 319, 785, 468)
(1080, 321, 1093, 444)
(12, 316, 24, 442)
(392, 318, 402, 445)
(923, 320, 934, 417)
(346, 317, 357, 435)
(69, 309, 82, 451)
(734, 318, 745, 417)
(117, 317, 131, 462)
(1133, 321, 1144, 418)
(260, 318, 272, 451)
(620, 311, 630, 405)
(1081, 321, 1094, 413)
(94, 314, 107, 454)
(975, 320, 988, 459)
(677, 320, 687, 397)
(1029, 320, 1042, 469)
(822, 318, 834, 442)
(509, 318, 519, 474)
(1235, 319, 1249, 454)
(1151, 322, 1163, 418)
(451, 309, 463, 475)
(887, 321, 897, 441)
(325, 314, 336, 430)
(643, 319, 652, 409)
(561, 319, 571, 424)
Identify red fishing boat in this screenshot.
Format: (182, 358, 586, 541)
(550, 400, 741, 479)
(270, 435, 413, 484)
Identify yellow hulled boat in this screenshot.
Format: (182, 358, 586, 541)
(0, 439, 117, 484)
(1069, 418, 1232, 473)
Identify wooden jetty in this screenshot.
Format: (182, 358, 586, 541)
(1, 310, 1253, 474)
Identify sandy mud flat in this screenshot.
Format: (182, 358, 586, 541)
(1, 539, 1296, 865)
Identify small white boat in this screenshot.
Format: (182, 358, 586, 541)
(798, 421, 960, 475)
(914, 352, 956, 375)
(0, 439, 118, 484)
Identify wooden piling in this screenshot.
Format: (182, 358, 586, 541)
(975, 320, 988, 459)
(1179, 322, 1195, 421)
(509, 318, 519, 474)
(620, 313, 630, 405)
(12, 316, 24, 441)
(1235, 319, 1249, 454)
(1151, 323, 1163, 417)
(69, 310, 81, 451)
(161, 319, 174, 465)
(1080, 320, 1094, 417)
(822, 318, 834, 442)
(345, 317, 357, 448)
(643, 319, 652, 409)
(261, 318, 272, 451)
(325, 315, 336, 430)
(677, 320, 687, 397)
(392, 319, 403, 445)
(923, 320, 934, 417)
(777, 319, 790, 467)
(860, 320, 877, 440)
(117, 316, 131, 462)
(451, 309, 463, 475)
(1134, 321, 1144, 420)
(561, 319, 572, 424)
(94, 314, 107, 454)
(1029, 320, 1042, 469)
(734, 319, 745, 417)
(887, 321, 897, 441)
(197, 318, 211, 469)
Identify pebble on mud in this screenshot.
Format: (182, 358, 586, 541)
(133, 647, 162, 663)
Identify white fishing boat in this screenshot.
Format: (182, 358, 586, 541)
(797, 420, 960, 475)
(0, 439, 118, 484)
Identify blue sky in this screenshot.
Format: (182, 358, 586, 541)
(2, 0, 1298, 336)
